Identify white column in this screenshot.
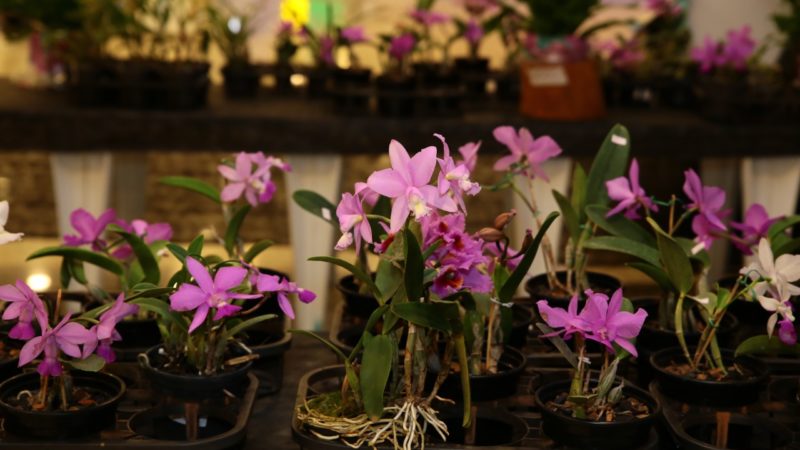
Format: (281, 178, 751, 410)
(510, 158, 572, 280)
(50, 152, 114, 286)
(285, 154, 343, 330)
(741, 157, 800, 218)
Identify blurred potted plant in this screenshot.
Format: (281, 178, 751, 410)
(376, 31, 417, 116)
(274, 20, 300, 93)
(452, 0, 500, 95)
(207, 3, 263, 99)
(774, 0, 800, 84)
(514, 0, 606, 119)
(329, 25, 373, 113)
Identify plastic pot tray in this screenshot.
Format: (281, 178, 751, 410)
(0, 363, 258, 449)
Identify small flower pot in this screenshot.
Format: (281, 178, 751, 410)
(694, 77, 749, 124)
(0, 371, 125, 439)
(435, 346, 526, 402)
(113, 318, 163, 362)
(535, 378, 660, 450)
(139, 345, 253, 401)
(649, 347, 769, 407)
(454, 57, 490, 96)
(508, 302, 533, 350)
(336, 274, 379, 319)
(494, 69, 519, 101)
(222, 62, 262, 99)
(305, 67, 333, 98)
(525, 271, 622, 315)
(519, 59, 606, 120)
(675, 413, 792, 450)
(376, 75, 416, 117)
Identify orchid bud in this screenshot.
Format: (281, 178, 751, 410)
(477, 227, 505, 242)
(518, 230, 534, 253)
(493, 209, 516, 230)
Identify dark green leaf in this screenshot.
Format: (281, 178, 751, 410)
(127, 287, 174, 301)
(131, 297, 187, 331)
(553, 190, 580, 242)
(585, 205, 655, 246)
(584, 124, 631, 207)
(775, 237, 800, 257)
(160, 176, 221, 203)
(676, 237, 710, 267)
(224, 205, 251, 256)
(243, 239, 274, 263)
(166, 243, 188, 263)
(27, 247, 124, 276)
(536, 323, 578, 369)
(292, 190, 339, 227)
(391, 302, 459, 332)
(67, 354, 106, 372)
(375, 258, 402, 304)
(768, 215, 800, 241)
(360, 335, 394, 419)
(69, 258, 88, 285)
(403, 229, 424, 303)
(225, 313, 277, 338)
(116, 230, 160, 285)
(289, 329, 349, 361)
(188, 235, 205, 256)
(59, 258, 71, 289)
(627, 262, 674, 292)
(309, 256, 381, 300)
(498, 212, 559, 303)
(454, 334, 471, 427)
(583, 236, 661, 267)
(571, 164, 588, 224)
(736, 334, 800, 357)
(648, 218, 693, 294)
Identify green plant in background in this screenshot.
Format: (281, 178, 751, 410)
(517, 0, 598, 37)
(774, 0, 800, 82)
(207, 2, 261, 65)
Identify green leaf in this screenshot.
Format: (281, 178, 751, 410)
(596, 358, 619, 400)
(59, 258, 71, 289)
(676, 237, 710, 267)
(454, 333, 471, 427)
(349, 304, 391, 360)
(768, 215, 800, 241)
(292, 190, 339, 227)
(627, 262, 674, 292)
(69, 258, 88, 285)
(116, 230, 160, 285)
(309, 256, 381, 300)
(648, 218, 693, 294)
(571, 164, 588, 224)
(583, 236, 661, 267)
(536, 323, 578, 369)
(498, 212, 559, 303)
(66, 354, 106, 372)
(553, 190, 580, 242)
(290, 329, 349, 361)
(127, 287, 174, 301)
(585, 124, 631, 207)
(403, 229, 424, 303)
(736, 334, 800, 357)
(27, 247, 124, 276)
(585, 205, 655, 246)
(188, 235, 205, 256)
(391, 302, 459, 332)
(225, 313, 277, 338)
(160, 176, 221, 203)
(243, 239, 274, 263)
(775, 237, 800, 257)
(375, 258, 402, 304)
(166, 243, 188, 263)
(360, 334, 394, 419)
(131, 297, 187, 331)
(224, 204, 251, 256)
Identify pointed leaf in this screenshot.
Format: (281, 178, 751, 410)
(116, 230, 160, 285)
(309, 256, 381, 300)
(498, 212, 560, 303)
(292, 190, 339, 227)
(735, 334, 800, 357)
(536, 323, 579, 369)
(583, 236, 661, 267)
(360, 334, 394, 419)
(27, 247, 124, 276)
(454, 333, 472, 427)
(188, 235, 205, 256)
(167, 243, 188, 263)
(768, 215, 800, 241)
(585, 205, 655, 246)
(224, 205, 251, 256)
(59, 258, 72, 289)
(391, 302, 458, 332)
(160, 176, 221, 203)
(243, 239, 274, 263)
(585, 124, 631, 207)
(648, 218, 693, 294)
(66, 354, 106, 372)
(553, 190, 580, 242)
(627, 262, 674, 292)
(403, 229, 424, 303)
(571, 164, 588, 224)
(225, 313, 277, 338)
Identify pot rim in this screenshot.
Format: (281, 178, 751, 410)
(534, 377, 662, 428)
(649, 346, 769, 388)
(139, 343, 254, 379)
(0, 370, 126, 417)
(463, 346, 527, 381)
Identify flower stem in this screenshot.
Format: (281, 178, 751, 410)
(674, 293, 693, 369)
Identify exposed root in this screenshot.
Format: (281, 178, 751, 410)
(297, 398, 448, 450)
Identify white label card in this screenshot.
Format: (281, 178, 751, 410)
(611, 135, 628, 146)
(527, 66, 569, 87)
(321, 208, 332, 221)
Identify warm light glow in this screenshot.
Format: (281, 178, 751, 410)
(281, 0, 310, 27)
(26, 273, 51, 292)
(336, 48, 351, 70)
(290, 73, 308, 87)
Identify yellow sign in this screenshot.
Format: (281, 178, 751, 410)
(280, 0, 310, 27)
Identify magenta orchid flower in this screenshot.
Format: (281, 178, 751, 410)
(0, 201, 23, 245)
(458, 142, 480, 172)
(606, 159, 658, 220)
(355, 181, 380, 207)
(219, 152, 289, 207)
(493, 126, 562, 181)
(691, 213, 727, 253)
(683, 169, 727, 231)
(341, 26, 367, 44)
(731, 204, 782, 255)
(719, 26, 755, 71)
(19, 313, 95, 376)
(112, 219, 173, 259)
(335, 191, 373, 253)
(367, 140, 455, 233)
(690, 36, 721, 73)
(82, 294, 139, 363)
(256, 274, 316, 320)
(319, 35, 335, 66)
(63, 208, 116, 251)
(420, 213, 490, 297)
(435, 134, 481, 214)
(410, 9, 450, 26)
(0, 280, 47, 340)
(170, 257, 262, 333)
(536, 294, 590, 339)
(465, 20, 484, 46)
(778, 318, 797, 346)
(580, 289, 647, 357)
(389, 34, 416, 61)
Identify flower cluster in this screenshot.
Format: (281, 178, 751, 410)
(605, 158, 658, 220)
(691, 26, 756, 73)
(219, 152, 291, 207)
(537, 288, 648, 357)
(389, 33, 416, 62)
(62, 208, 172, 257)
(493, 126, 562, 180)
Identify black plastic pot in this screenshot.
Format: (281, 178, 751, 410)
(245, 328, 292, 396)
(305, 67, 332, 98)
(376, 75, 415, 117)
(676, 413, 792, 450)
(454, 57, 489, 96)
(535, 378, 660, 450)
(330, 68, 373, 114)
(139, 345, 253, 401)
(337, 274, 379, 319)
(649, 347, 769, 406)
(508, 302, 532, 350)
(436, 346, 526, 402)
(222, 62, 262, 99)
(493, 70, 519, 101)
(0, 371, 125, 439)
(695, 77, 749, 123)
(526, 271, 622, 315)
(113, 318, 162, 362)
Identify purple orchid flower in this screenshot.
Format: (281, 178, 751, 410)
(19, 313, 95, 376)
(580, 289, 647, 357)
(420, 213, 490, 297)
(82, 294, 139, 363)
(341, 26, 367, 44)
(720, 26, 755, 71)
(691, 214, 727, 253)
(683, 169, 727, 231)
(335, 191, 373, 253)
(0, 280, 47, 340)
(410, 9, 450, 26)
(435, 134, 481, 214)
(219, 152, 289, 207)
(606, 159, 658, 220)
(778, 318, 797, 346)
(256, 274, 316, 320)
(493, 126, 562, 181)
(63, 208, 116, 251)
(355, 182, 380, 207)
(169, 257, 262, 333)
(389, 34, 416, 61)
(465, 20, 484, 46)
(536, 294, 591, 339)
(458, 142, 480, 172)
(731, 204, 782, 255)
(690, 36, 721, 73)
(367, 140, 456, 233)
(319, 35, 335, 66)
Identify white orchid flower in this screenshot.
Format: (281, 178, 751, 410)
(0, 201, 23, 245)
(740, 238, 800, 301)
(757, 294, 795, 338)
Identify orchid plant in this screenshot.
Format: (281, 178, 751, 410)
(490, 123, 632, 297)
(276, 20, 301, 67)
(0, 284, 137, 410)
(408, 0, 453, 65)
(691, 26, 757, 80)
(380, 32, 417, 76)
(537, 287, 649, 420)
(452, 0, 499, 60)
(293, 135, 556, 449)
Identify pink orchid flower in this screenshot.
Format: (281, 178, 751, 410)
(112, 219, 173, 259)
(778, 318, 797, 346)
(719, 26, 755, 71)
(465, 19, 484, 45)
(690, 36, 721, 73)
(493, 126, 562, 180)
(341, 26, 367, 44)
(335, 191, 373, 253)
(731, 204, 782, 255)
(63, 208, 116, 251)
(536, 294, 591, 340)
(389, 34, 416, 61)
(458, 142, 480, 172)
(19, 313, 95, 376)
(257, 274, 316, 320)
(691, 213, 727, 253)
(367, 140, 455, 233)
(83, 294, 139, 363)
(0, 280, 48, 340)
(410, 9, 450, 26)
(435, 134, 481, 214)
(606, 159, 658, 220)
(219, 152, 289, 207)
(355, 182, 380, 207)
(580, 289, 647, 357)
(169, 257, 262, 333)
(683, 169, 727, 231)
